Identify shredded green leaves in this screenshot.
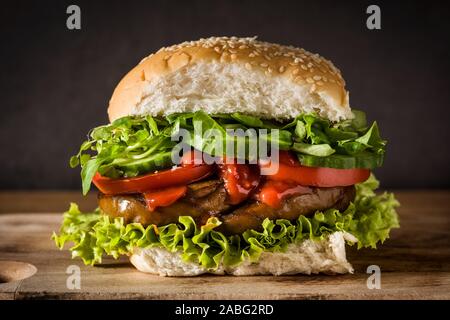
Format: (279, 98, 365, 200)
(71, 110, 387, 194)
(52, 175, 399, 268)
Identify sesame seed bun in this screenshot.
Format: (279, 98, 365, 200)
(108, 36, 352, 122)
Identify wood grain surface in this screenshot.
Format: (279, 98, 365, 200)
(0, 190, 449, 300)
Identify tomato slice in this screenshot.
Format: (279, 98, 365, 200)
(219, 163, 260, 205)
(93, 164, 214, 195)
(261, 151, 370, 187)
(181, 149, 205, 167)
(143, 185, 187, 211)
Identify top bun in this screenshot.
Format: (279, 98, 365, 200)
(108, 36, 351, 122)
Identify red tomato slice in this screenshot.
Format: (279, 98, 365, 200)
(262, 151, 370, 187)
(181, 149, 205, 167)
(143, 185, 187, 211)
(93, 164, 214, 195)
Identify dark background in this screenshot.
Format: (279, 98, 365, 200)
(1, 0, 449, 190)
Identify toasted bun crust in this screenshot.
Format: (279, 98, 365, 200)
(129, 232, 356, 276)
(108, 36, 351, 122)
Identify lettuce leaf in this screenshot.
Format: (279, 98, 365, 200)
(52, 175, 399, 268)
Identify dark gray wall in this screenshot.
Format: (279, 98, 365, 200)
(1, 0, 449, 190)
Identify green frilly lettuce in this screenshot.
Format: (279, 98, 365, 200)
(52, 175, 399, 269)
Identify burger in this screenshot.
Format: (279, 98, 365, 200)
(53, 37, 399, 276)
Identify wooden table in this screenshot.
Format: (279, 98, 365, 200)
(0, 190, 449, 300)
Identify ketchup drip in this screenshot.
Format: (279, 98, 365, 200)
(219, 162, 260, 205)
(256, 151, 313, 207)
(141, 150, 311, 211)
(257, 180, 311, 208)
(143, 185, 187, 211)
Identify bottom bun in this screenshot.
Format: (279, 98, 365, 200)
(129, 232, 357, 276)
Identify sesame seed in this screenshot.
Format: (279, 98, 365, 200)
(267, 67, 273, 73)
(220, 52, 228, 62)
(310, 84, 317, 92)
(294, 76, 304, 83)
(245, 63, 252, 70)
(156, 37, 343, 85)
(306, 77, 314, 84)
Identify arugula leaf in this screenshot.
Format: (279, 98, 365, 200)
(81, 158, 104, 195)
(350, 110, 367, 130)
(325, 127, 359, 142)
(292, 142, 335, 157)
(231, 113, 265, 128)
(294, 121, 306, 140)
(356, 122, 386, 153)
(146, 116, 159, 135)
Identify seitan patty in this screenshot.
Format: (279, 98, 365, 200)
(98, 180, 355, 235)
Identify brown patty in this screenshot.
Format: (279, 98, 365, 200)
(98, 180, 355, 235)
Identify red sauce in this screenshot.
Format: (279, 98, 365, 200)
(143, 185, 187, 211)
(278, 150, 299, 166)
(219, 163, 260, 205)
(257, 180, 311, 208)
(140, 151, 309, 210)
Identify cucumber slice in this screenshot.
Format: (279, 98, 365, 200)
(297, 152, 384, 169)
(117, 151, 174, 177)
